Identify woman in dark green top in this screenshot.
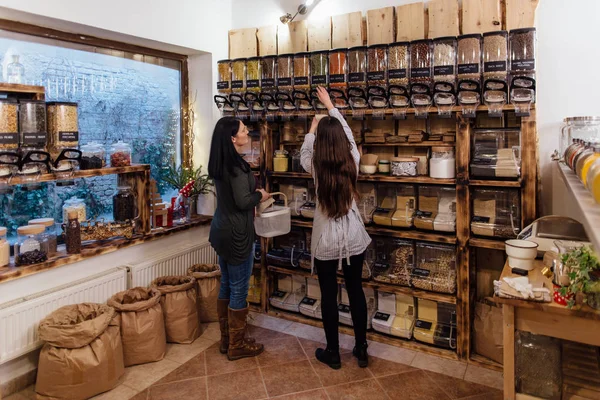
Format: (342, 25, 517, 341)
(208, 116, 269, 361)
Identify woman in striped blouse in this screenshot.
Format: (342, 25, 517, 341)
(300, 86, 372, 369)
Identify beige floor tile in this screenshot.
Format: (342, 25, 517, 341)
(206, 369, 267, 400)
(200, 322, 221, 341)
(325, 379, 389, 400)
(338, 333, 357, 350)
(367, 356, 416, 378)
(90, 383, 139, 400)
(367, 341, 417, 366)
(424, 370, 496, 399)
(410, 353, 467, 380)
(250, 313, 295, 332)
(286, 322, 326, 342)
(121, 358, 181, 391)
(3, 385, 35, 400)
(165, 337, 214, 364)
(463, 364, 504, 391)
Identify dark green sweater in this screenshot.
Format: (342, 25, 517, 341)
(209, 166, 262, 265)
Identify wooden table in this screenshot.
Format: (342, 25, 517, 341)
(494, 260, 600, 400)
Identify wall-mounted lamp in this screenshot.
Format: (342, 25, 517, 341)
(280, 0, 319, 24)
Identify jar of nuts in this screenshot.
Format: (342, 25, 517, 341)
(109, 140, 132, 167)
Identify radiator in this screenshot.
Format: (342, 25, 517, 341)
(0, 267, 127, 365)
(128, 241, 218, 288)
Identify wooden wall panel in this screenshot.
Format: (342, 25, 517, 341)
(396, 2, 426, 41)
(278, 20, 308, 54)
(229, 28, 257, 59)
(428, 0, 460, 38)
(462, 0, 502, 34)
(367, 7, 395, 46)
(332, 12, 364, 48)
(307, 17, 332, 51)
(505, 0, 539, 30)
(257, 25, 278, 56)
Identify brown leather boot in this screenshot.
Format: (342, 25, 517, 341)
(227, 306, 264, 361)
(217, 299, 230, 354)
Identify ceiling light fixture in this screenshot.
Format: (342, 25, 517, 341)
(280, 0, 321, 24)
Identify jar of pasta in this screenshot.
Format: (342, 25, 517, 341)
(217, 59, 232, 93)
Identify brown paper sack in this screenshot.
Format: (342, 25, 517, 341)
(152, 276, 200, 344)
(36, 303, 124, 400)
(473, 301, 503, 364)
(188, 264, 221, 323)
(108, 287, 166, 366)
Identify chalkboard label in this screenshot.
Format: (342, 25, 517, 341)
(330, 74, 346, 84)
(311, 75, 327, 85)
(232, 80, 244, 89)
(411, 68, 431, 78)
(374, 312, 391, 321)
(415, 320, 433, 330)
(484, 61, 507, 72)
(261, 78, 275, 88)
(59, 131, 79, 142)
(301, 296, 317, 306)
(247, 79, 260, 88)
(294, 76, 309, 85)
(272, 290, 286, 298)
(0, 132, 18, 145)
(458, 63, 479, 74)
(367, 71, 385, 81)
(277, 78, 292, 86)
(349, 72, 365, 83)
(389, 69, 407, 79)
(338, 304, 351, 313)
(434, 66, 454, 76)
(512, 59, 535, 71)
(472, 216, 491, 223)
(217, 81, 229, 90)
(412, 268, 431, 278)
(23, 132, 47, 145)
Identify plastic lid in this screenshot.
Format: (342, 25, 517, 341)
(329, 48, 348, 53)
(274, 149, 288, 156)
(410, 39, 432, 44)
(0, 227, 6, 236)
(64, 196, 84, 205)
(379, 160, 391, 164)
(116, 185, 132, 190)
(231, 58, 247, 62)
(81, 142, 104, 151)
(277, 53, 294, 58)
(29, 218, 55, 227)
(367, 44, 389, 49)
(17, 225, 45, 235)
(46, 101, 78, 106)
(111, 140, 131, 150)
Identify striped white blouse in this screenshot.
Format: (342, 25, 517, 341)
(300, 108, 372, 270)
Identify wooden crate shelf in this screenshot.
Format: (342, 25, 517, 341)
(7, 164, 150, 186)
(469, 238, 507, 251)
(269, 171, 455, 186)
(361, 141, 456, 147)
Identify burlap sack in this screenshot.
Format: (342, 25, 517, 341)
(188, 264, 221, 323)
(35, 303, 124, 400)
(474, 300, 503, 364)
(152, 276, 200, 344)
(108, 287, 166, 366)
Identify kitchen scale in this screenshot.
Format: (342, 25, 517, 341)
(517, 215, 590, 255)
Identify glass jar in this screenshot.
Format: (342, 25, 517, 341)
(310, 51, 328, 87)
(0, 99, 19, 152)
(15, 225, 47, 266)
(7, 55, 24, 84)
(29, 218, 57, 256)
(231, 58, 246, 93)
(217, 59, 232, 94)
(277, 54, 293, 91)
(291, 149, 302, 173)
(261, 56, 276, 92)
(570, 141, 589, 172)
(19, 100, 47, 149)
(113, 186, 137, 222)
(575, 143, 597, 179)
(483, 31, 509, 82)
(579, 146, 600, 187)
(293, 52, 311, 91)
(430, 147, 456, 179)
(80, 142, 106, 169)
(367, 44, 388, 87)
(433, 37, 457, 86)
(47, 102, 79, 153)
(510, 28, 536, 73)
(273, 150, 289, 172)
(328, 48, 348, 89)
(0, 227, 9, 267)
(563, 117, 600, 156)
(109, 140, 132, 167)
(457, 34, 482, 83)
(410, 40, 433, 86)
(378, 160, 391, 175)
(572, 142, 596, 173)
(245, 57, 261, 93)
(471, 188, 521, 238)
(348, 46, 367, 88)
(391, 157, 419, 177)
(388, 42, 409, 87)
(62, 196, 86, 223)
(587, 157, 600, 204)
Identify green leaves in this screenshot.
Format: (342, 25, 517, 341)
(162, 163, 214, 197)
(561, 245, 600, 308)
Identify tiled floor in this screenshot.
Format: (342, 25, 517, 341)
(6, 314, 503, 400)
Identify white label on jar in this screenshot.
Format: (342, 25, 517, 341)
(59, 131, 79, 142)
(21, 237, 41, 253)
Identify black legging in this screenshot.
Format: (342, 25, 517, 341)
(315, 252, 367, 350)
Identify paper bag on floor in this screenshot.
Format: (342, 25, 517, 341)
(188, 264, 221, 323)
(152, 275, 200, 344)
(36, 303, 125, 400)
(473, 300, 503, 364)
(108, 287, 167, 366)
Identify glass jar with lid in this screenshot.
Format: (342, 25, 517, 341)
(109, 140, 132, 167)
(15, 225, 48, 266)
(217, 59, 232, 94)
(579, 146, 600, 187)
(231, 58, 247, 93)
(80, 142, 106, 169)
(273, 150, 289, 172)
(47, 102, 79, 154)
(277, 54, 293, 92)
(62, 196, 86, 223)
(293, 52, 311, 91)
(113, 186, 138, 222)
(388, 42, 409, 88)
(433, 37, 457, 87)
(586, 156, 600, 203)
(0, 227, 9, 267)
(483, 31, 508, 82)
(246, 57, 261, 93)
(569, 140, 589, 171)
(572, 142, 596, 173)
(457, 34, 482, 84)
(0, 99, 19, 152)
(261, 56, 276, 93)
(348, 46, 367, 88)
(29, 218, 57, 256)
(328, 48, 348, 89)
(564, 117, 600, 153)
(430, 147, 456, 179)
(367, 44, 388, 88)
(310, 51, 328, 87)
(7, 55, 24, 84)
(410, 40, 433, 87)
(19, 100, 47, 148)
(575, 142, 597, 178)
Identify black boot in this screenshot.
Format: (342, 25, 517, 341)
(353, 342, 368, 368)
(315, 347, 341, 370)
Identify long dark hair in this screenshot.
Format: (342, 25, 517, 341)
(208, 117, 249, 180)
(313, 117, 359, 219)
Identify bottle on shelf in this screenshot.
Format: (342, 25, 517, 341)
(65, 211, 82, 254)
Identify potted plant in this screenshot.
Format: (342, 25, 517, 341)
(559, 245, 600, 309)
(162, 164, 214, 217)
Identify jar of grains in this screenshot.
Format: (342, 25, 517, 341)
(29, 218, 57, 256)
(388, 42, 409, 87)
(231, 58, 246, 92)
(19, 100, 47, 149)
(217, 59, 232, 94)
(109, 140, 132, 167)
(510, 28, 536, 73)
(328, 48, 348, 89)
(15, 225, 48, 266)
(433, 37, 457, 87)
(277, 54, 293, 91)
(483, 31, 509, 82)
(409, 40, 433, 87)
(457, 34, 482, 83)
(261, 56, 276, 93)
(246, 57, 261, 93)
(62, 196, 86, 223)
(348, 46, 367, 88)
(0, 99, 19, 152)
(367, 44, 388, 87)
(310, 51, 328, 87)
(293, 52, 311, 91)
(46, 102, 79, 154)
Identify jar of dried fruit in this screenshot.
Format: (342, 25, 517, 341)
(109, 140, 132, 167)
(328, 48, 348, 89)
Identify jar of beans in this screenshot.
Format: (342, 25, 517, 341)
(261, 56, 276, 93)
(113, 185, 137, 222)
(15, 225, 48, 266)
(0, 99, 19, 152)
(310, 51, 328, 87)
(457, 34, 482, 84)
(367, 44, 388, 88)
(217, 59, 232, 94)
(80, 142, 106, 170)
(109, 140, 132, 167)
(388, 42, 409, 87)
(509, 28, 536, 73)
(277, 54, 293, 92)
(328, 48, 348, 89)
(246, 57, 261, 93)
(231, 58, 247, 93)
(409, 39, 433, 88)
(293, 52, 311, 91)
(348, 46, 367, 88)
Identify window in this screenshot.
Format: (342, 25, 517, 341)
(0, 28, 186, 239)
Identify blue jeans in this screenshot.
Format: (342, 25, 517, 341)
(218, 253, 254, 310)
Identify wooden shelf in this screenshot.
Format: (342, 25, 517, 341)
(362, 141, 455, 147)
(7, 164, 150, 186)
(468, 179, 522, 188)
(0, 83, 45, 96)
(268, 171, 311, 179)
(268, 171, 455, 185)
(469, 238, 507, 251)
(267, 308, 459, 361)
(267, 264, 456, 304)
